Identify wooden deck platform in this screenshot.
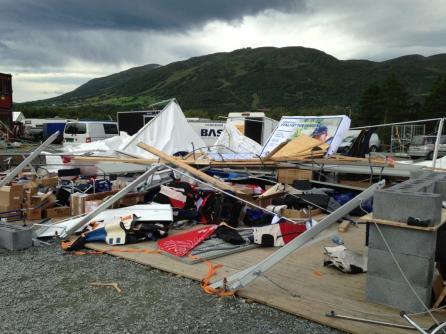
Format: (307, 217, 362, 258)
(85, 222, 446, 333)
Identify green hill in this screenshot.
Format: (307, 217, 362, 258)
(18, 46, 446, 119)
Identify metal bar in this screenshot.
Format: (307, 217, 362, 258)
(161, 164, 302, 225)
(432, 118, 444, 168)
(351, 117, 442, 130)
(326, 311, 422, 331)
(0, 131, 60, 187)
(210, 180, 385, 291)
(62, 164, 164, 237)
(400, 312, 429, 333)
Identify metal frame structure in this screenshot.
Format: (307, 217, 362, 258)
(0, 131, 60, 187)
(432, 117, 445, 169)
(391, 123, 425, 154)
(210, 180, 385, 291)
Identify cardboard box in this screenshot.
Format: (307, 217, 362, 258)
(70, 193, 89, 216)
(281, 208, 322, 219)
(70, 190, 147, 215)
(277, 169, 313, 185)
(26, 208, 42, 220)
(36, 176, 59, 188)
(84, 199, 102, 214)
(44, 206, 71, 218)
(30, 193, 56, 209)
(0, 185, 24, 211)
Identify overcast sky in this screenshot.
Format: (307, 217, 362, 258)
(1, 0, 445, 102)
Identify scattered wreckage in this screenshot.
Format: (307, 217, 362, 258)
(1, 101, 445, 334)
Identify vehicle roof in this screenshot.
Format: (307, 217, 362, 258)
(66, 120, 117, 124)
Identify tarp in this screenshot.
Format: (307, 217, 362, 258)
(62, 132, 131, 155)
(260, 115, 351, 157)
(35, 204, 173, 238)
(214, 120, 262, 154)
(120, 100, 206, 158)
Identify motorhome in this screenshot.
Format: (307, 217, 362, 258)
(227, 112, 278, 145)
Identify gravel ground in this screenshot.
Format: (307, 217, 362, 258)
(0, 244, 344, 334)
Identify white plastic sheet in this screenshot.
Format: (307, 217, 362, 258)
(120, 100, 206, 158)
(35, 204, 173, 238)
(213, 120, 262, 155)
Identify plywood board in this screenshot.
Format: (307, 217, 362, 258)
(360, 210, 446, 231)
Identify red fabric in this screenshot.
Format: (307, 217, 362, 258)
(158, 225, 217, 257)
(279, 223, 307, 244)
(169, 198, 185, 209)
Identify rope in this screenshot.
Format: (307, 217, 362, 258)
(200, 259, 235, 298)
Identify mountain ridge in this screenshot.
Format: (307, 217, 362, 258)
(19, 46, 446, 118)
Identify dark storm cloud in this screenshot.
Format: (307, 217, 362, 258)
(1, 0, 303, 32)
(0, 0, 305, 70)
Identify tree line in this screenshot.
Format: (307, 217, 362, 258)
(356, 74, 446, 128)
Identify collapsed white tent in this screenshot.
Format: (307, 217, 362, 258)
(213, 119, 262, 155)
(119, 100, 206, 158)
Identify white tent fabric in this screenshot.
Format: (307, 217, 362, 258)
(120, 100, 206, 158)
(62, 132, 131, 155)
(213, 120, 262, 155)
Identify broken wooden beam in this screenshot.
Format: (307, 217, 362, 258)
(137, 143, 245, 195)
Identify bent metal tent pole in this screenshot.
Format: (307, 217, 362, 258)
(432, 117, 445, 169)
(0, 131, 60, 187)
(63, 164, 165, 238)
(210, 180, 385, 292)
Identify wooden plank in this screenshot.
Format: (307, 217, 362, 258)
(338, 220, 351, 233)
(72, 155, 280, 168)
(263, 140, 290, 160)
(136, 142, 245, 195)
(360, 210, 446, 231)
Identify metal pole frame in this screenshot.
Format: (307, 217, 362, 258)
(210, 180, 385, 291)
(0, 131, 60, 187)
(62, 164, 168, 237)
(432, 118, 445, 169)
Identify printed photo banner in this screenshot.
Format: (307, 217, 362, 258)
(260, 115, 351, 157)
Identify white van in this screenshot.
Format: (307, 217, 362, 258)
(63, 121, 119, 144)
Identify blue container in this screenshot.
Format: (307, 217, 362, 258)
(42, 122, 66, 143)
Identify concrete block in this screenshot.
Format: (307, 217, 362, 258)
(435, 181, 446, 201)
(368, 224, 436, 259)
(373, 190, 442, 225)
(373, 170, 446, 226)
(367, 247, 434, 287)
(0, 223, 32, 251)
(366, 274, 431, 312)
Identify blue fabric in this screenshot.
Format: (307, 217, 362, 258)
(85, 227, 107, 242)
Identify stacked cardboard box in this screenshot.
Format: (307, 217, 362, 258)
(0, 185, 24, 212)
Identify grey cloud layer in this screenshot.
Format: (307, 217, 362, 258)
(2, 0, 303, 31)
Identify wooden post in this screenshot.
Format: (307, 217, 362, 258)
(137, 142, 244, 194)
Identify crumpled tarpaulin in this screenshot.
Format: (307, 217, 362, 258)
(323, 245, 367, 273)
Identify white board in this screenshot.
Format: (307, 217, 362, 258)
(260, 115, 351, 157)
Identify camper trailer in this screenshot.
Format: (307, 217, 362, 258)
(227, 112, 278, 145)
(187, 118, 225, 146)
